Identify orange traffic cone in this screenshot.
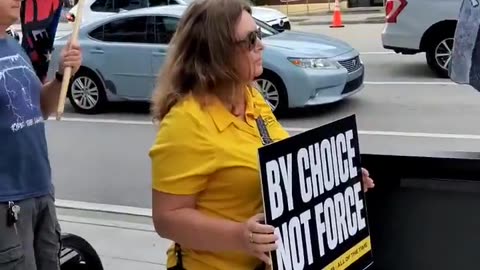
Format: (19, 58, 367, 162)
(330, 0, 345, 28)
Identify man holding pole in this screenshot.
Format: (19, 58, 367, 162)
(0, 0, 82, 268)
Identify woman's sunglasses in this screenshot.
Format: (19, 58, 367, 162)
(237, 29, 262, 51)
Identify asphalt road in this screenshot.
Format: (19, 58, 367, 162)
(43, 23, 480, 209)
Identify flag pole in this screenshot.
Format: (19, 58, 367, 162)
(56, 0, 86, 121)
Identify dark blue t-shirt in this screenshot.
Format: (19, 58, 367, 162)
(0, 36, 52, 202)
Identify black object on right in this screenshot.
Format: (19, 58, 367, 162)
(60, 233, 104, 270)
(360, 150, 480, 270)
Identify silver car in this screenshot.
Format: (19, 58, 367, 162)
(48, 5, 364, 115)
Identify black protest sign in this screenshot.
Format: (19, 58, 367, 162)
(258, 115, 373, 270)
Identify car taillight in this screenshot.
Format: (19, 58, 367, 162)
(66, 13, 75, 22)
(385, 0, 407, 24)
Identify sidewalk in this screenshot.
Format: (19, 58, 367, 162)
(291, 12, 384, 25)
(57, 208, 170, 270)
(267, 2, 385, 25)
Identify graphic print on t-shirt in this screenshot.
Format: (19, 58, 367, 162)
(0, 53, 43, 133)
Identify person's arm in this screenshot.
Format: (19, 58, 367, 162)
(149, 109, 248, 252)
(40, 79, 62, 119)
(40, 41, 82, 119)
(149, 110, 276, 259)
(152, 190, 247, 252)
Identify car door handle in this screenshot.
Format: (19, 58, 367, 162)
(90, 48, 104, 54)
(152, 49, 166, 56)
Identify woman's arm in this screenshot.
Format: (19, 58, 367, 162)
(152, 190, 246, 252)
(149, 109, 277, 263)
(150, 110, 248, 252)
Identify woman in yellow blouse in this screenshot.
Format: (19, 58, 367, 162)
(148, 0, 375, 269)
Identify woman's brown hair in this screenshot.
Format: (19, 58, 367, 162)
(150, 0, 253, 122)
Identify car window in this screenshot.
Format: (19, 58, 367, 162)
(119, 0, 149, 10)
(254, 18, 279, 38)
(148, 0, 169, 6)
(91, 0, 115, 12)
(89, 16, 156, 44)
(89, 24, 105, 40)
(91, 0, 148, 12)
(155, 16, 179, 44)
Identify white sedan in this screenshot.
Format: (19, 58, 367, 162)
(66, 0, 291, 32)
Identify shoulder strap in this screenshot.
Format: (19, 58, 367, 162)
(174, 243, 183, 268)
(255, 117, 273, 145)
(168, 243, 185, 270)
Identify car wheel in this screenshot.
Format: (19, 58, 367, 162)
(68, 69, 107, 114)
(60, 233, 104, 270)
(255, 71, 288, 115)
(426, 33, 454, 78)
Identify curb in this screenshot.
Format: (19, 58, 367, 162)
(297, 17, 385, 26)
(290, 9, 384, 17)
(58, 214, 155, 232)
(55, 199, 152, 217)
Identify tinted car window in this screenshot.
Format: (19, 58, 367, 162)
(91, 0, 148, 12)
(91, 0, 114, 12)
(89, 16, 155, 44)
(89, 25, 105, 40)
(149, 0, 169, 6)
(255, 18, 279, 38)
(155, 16, 179, 44)
(118, 0, 149, 10)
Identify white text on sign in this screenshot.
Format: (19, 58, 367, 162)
(265, 130, 367, 270)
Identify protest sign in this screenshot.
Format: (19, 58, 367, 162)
(258, 115, 373, 270)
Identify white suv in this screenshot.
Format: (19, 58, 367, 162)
(381, 0, 461, 78)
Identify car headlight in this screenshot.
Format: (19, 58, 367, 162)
(288, 58, 341, 69)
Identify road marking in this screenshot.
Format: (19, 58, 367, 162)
(364, 81, 457, 85)
(51, 117, 153, 125)
(49, 117, 480, 140)
(58, 214, 156, 232)
(285, 127, 480, 140)
(360, 51, 396, 55)
(358, 130, 480, 140)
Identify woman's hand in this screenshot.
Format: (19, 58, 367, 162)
(242, 213, 278, 265)
(362, 168, 375, 192)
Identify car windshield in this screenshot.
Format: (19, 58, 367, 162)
(254, 18, 280, 38)
(167, 2, 280, 37)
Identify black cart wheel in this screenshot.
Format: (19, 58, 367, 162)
(60, 234, 104, 270)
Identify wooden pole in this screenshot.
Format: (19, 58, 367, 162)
(56, 0, 86, 121)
